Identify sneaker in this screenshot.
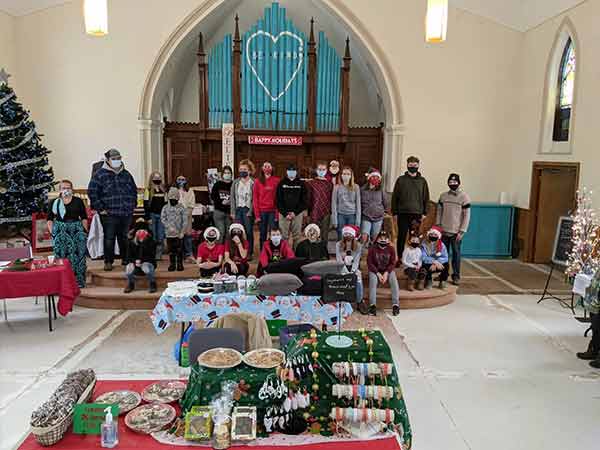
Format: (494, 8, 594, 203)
(392, 305, 400, 316)
(451, 276, 460, 286)
(576, 342, 599, 360)
(438, 280, 447, 290)
(358, 302, 369, 316)
(415, 280, 424, 291)
(368, 305, 377, 316)
(123, 282, 135, 294)
(149, 281, 157, 294)
(103, 262, 113, 272)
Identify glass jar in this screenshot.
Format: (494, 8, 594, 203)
(212, 415, 231, 450)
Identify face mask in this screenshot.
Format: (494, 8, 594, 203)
(231, 231, 243, 238)
(410, 242, 420, 248)
(271, 235, 281, 246)
(177, 179, 186, 187)
(377, 241, 388, 248)
(169, 199, 178, 206)
(330, 167, 339, 175)
(429, 236, 438, 242)
(316, 169, 327, 178)
(287, 170, 297, 180)
(369, 178, 381, 187)
(341, 174, 351, 184)
(223, 173, 232, 182)
(239, 170, 249, 178)
(307, 232, 319, 243)
(449, 184, 459, 191)
(61, 189, 73, 197)
(263, 167, 272, 176)
(206, 236, 217, 243)
(111, 159, 122, 168)
(152, 179, 162, 185)
(407, 166, 418, 174)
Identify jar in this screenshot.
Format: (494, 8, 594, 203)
(212, 415, 231, 450)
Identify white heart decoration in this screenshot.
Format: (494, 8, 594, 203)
(245, 30, 304, 102)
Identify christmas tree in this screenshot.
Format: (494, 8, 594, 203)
(0, 68, 54, 226)
(565, 188, 600, 278)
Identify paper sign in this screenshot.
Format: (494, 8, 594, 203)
(222, 123, 235, 167)
(73, 403, 119, 435)
(322, 273, 357, 303)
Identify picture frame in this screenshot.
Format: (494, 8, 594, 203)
(184, 407, 212, 441)
(231, 406, 256, 441)
(31, 212, 53, 252)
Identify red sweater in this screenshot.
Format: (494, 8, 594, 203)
(253, 176, 281, 217)
(367, 245, 397, 274)
(259, 240, 295, 268)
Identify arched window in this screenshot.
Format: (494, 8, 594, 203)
(553, 38, 576, 142)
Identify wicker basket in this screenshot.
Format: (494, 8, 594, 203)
(30, 378, 96, 446)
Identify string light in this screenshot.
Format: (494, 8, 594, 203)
(565, 188, 600, 278)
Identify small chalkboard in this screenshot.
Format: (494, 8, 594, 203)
(552, 216, 574, 266)
(322, 274, 357, 303)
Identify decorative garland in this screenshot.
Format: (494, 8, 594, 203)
(0, 118, 25, 133)
(0, 155, 46, 171)
(0, 129, 36, 153)
(0, 91, 15, 107)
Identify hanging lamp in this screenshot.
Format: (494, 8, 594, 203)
(425, 0, 448, 43)
(84, 0, 108, 36)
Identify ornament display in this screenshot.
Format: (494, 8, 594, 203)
(566, 188, 600, 278)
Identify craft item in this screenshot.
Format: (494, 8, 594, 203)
(184, 407, 212, 441)
(95, 390, 141, 415)
(258, 374, 288, 401)
(212, 415, 231, 449)
(231, 406, 256, 441)
(141, 381, 186, 403)
(198, 348, 243, 369)
(125, 403, 176, 434)
(243, 348, 285, 369)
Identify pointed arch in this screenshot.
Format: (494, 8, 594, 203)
(538, 17, 580, 154)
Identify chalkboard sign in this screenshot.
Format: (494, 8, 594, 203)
(322, 274, 357, 303)
(552, 216, 574, 266)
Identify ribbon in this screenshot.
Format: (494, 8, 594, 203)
(0, 129, 36, 153)
(0, 155, 46, 171)
(0, 92, 15, 107)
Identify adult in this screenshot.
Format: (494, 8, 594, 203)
(331, 166, 361, 240)
(361, 170, 389, 245)
(175, 175, 196, 261)
(47, 180, 88, 287)
(253, 161, 280, 249)
(88, 148, 138, 272)
(576, 274, 600, 369)
(230, 159, 255, 258)
(211, 165, 233, 243)
(295, 223, 329, 262)
(276, 163, 308, 249)
(391, 156, 430, 263)
(308, 161, 333, 243)
(436, 173, 471, 285)
(144, 171, 166, 260)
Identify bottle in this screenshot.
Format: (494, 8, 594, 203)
(101, 406, 118, 448)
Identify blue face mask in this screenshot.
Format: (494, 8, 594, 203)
(316, 169, 327, 178)
(287, 170, 297, 180)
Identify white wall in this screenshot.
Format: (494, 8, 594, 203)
(0, 11, 17, 90)
(12, 0, 522, 205)
(507, 0, 600, 209)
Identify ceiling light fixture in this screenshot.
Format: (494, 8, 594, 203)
(84, 0, 108, 37)
(425, 0, 448, 43)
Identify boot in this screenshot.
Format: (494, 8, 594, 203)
(392, 305, 400, 316)
(424, 279, 433, 289)
(368, 305, 377, 316)
(590, 357, 600, 369)
(576, 341, 599, 360)
(124, 279, 135, 293)
(407, 280, 415, 292)
(103, 262, 113, 272)
(176, 255, 184, 272)
(438, 280, 447, 290)
(415, 279, 424, 291)
(149, 281, 157, 294)
(168, 254, 176, 272)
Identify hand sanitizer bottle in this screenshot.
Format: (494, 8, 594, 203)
(101, 406, 118, 448)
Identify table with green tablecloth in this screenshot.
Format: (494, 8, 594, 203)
(179, 330, 412, 448)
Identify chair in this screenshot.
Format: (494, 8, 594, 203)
(188, 328, 245, 366)
(212, 313, 272, 351)
(0, 245, 33, 321)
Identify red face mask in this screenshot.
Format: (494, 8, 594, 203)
(135, 230, 149, 241)
(263, 167, 273, 175)
(369, 178, 381, 187)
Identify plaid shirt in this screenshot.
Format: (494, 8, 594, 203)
(88, 165, 138, 216)
(308, 178, 333, 222)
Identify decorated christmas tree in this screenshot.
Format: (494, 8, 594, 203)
(0, 68, 54, 227)
(566, 188, 600, 278)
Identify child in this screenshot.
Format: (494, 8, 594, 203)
(258, 226, 295, 274)
(335, 225, 364, 305)
(124, 219, 157, 294)
(144, 171, 167, 260)
(253, 161, 280, 249)
(402, 235, 423, 291)
(420, 227, 449, 289)
(197, 226, 224, 277)
(223, 223, 250, 276)
(161, 187, 187, 272)
(295, 223, 329, 262)
(331, 167, 361, 240)
(367, 231, 400, 316)
(361, 170, 389, 245)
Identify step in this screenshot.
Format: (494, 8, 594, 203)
(76, 285, 456, 311)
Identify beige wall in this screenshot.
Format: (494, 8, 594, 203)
(12, 0, 522, 205)
(510, 0, 600, 209)
(0, 11, 17, 90)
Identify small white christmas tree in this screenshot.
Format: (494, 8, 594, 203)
(566, 188, 600, 278)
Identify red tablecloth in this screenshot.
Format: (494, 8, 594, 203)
(19, 380, 403, 450)
(0, 260, 79, 316)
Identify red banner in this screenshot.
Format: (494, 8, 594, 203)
(248, 135, 303, 146)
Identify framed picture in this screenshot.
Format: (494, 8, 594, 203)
(31, 212, 53, 252)
(184, 407, 212, 441)
(231, 406, 256, 441)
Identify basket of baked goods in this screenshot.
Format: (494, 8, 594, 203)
(30, 369, 96, 446)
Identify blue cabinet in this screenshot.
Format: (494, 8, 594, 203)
(460, 203, 514, 258)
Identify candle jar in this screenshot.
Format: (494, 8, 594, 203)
(212, 415, 231, 450)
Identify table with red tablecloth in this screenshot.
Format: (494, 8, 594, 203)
(0, 259, 80, 316)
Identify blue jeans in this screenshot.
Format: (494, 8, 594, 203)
(126, 262, 156, 283)
(259, 211, 277, 248)
(183, 235, 193, 258)
(150, 212, 165, 259)
(101, 214, 132, 265)
(336, 213, 357, 240)
(361, 219, 383, 243)
(235, 207, 255, 256)
(442, 234, 462, 279)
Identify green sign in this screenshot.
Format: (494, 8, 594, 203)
(73, 403, 119, 435)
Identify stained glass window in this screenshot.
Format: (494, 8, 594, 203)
(553, 38, 575, 142)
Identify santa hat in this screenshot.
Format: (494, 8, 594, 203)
(427, 226, 443, 253)
(304, 223, 320, 238)
(342, 225, 360, 238)
(229, 223, 245, 235)
(368, 170, 382, 179)
(204, 226, 220, 241)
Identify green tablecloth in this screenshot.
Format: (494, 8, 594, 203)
(179, 330, 412, 448)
